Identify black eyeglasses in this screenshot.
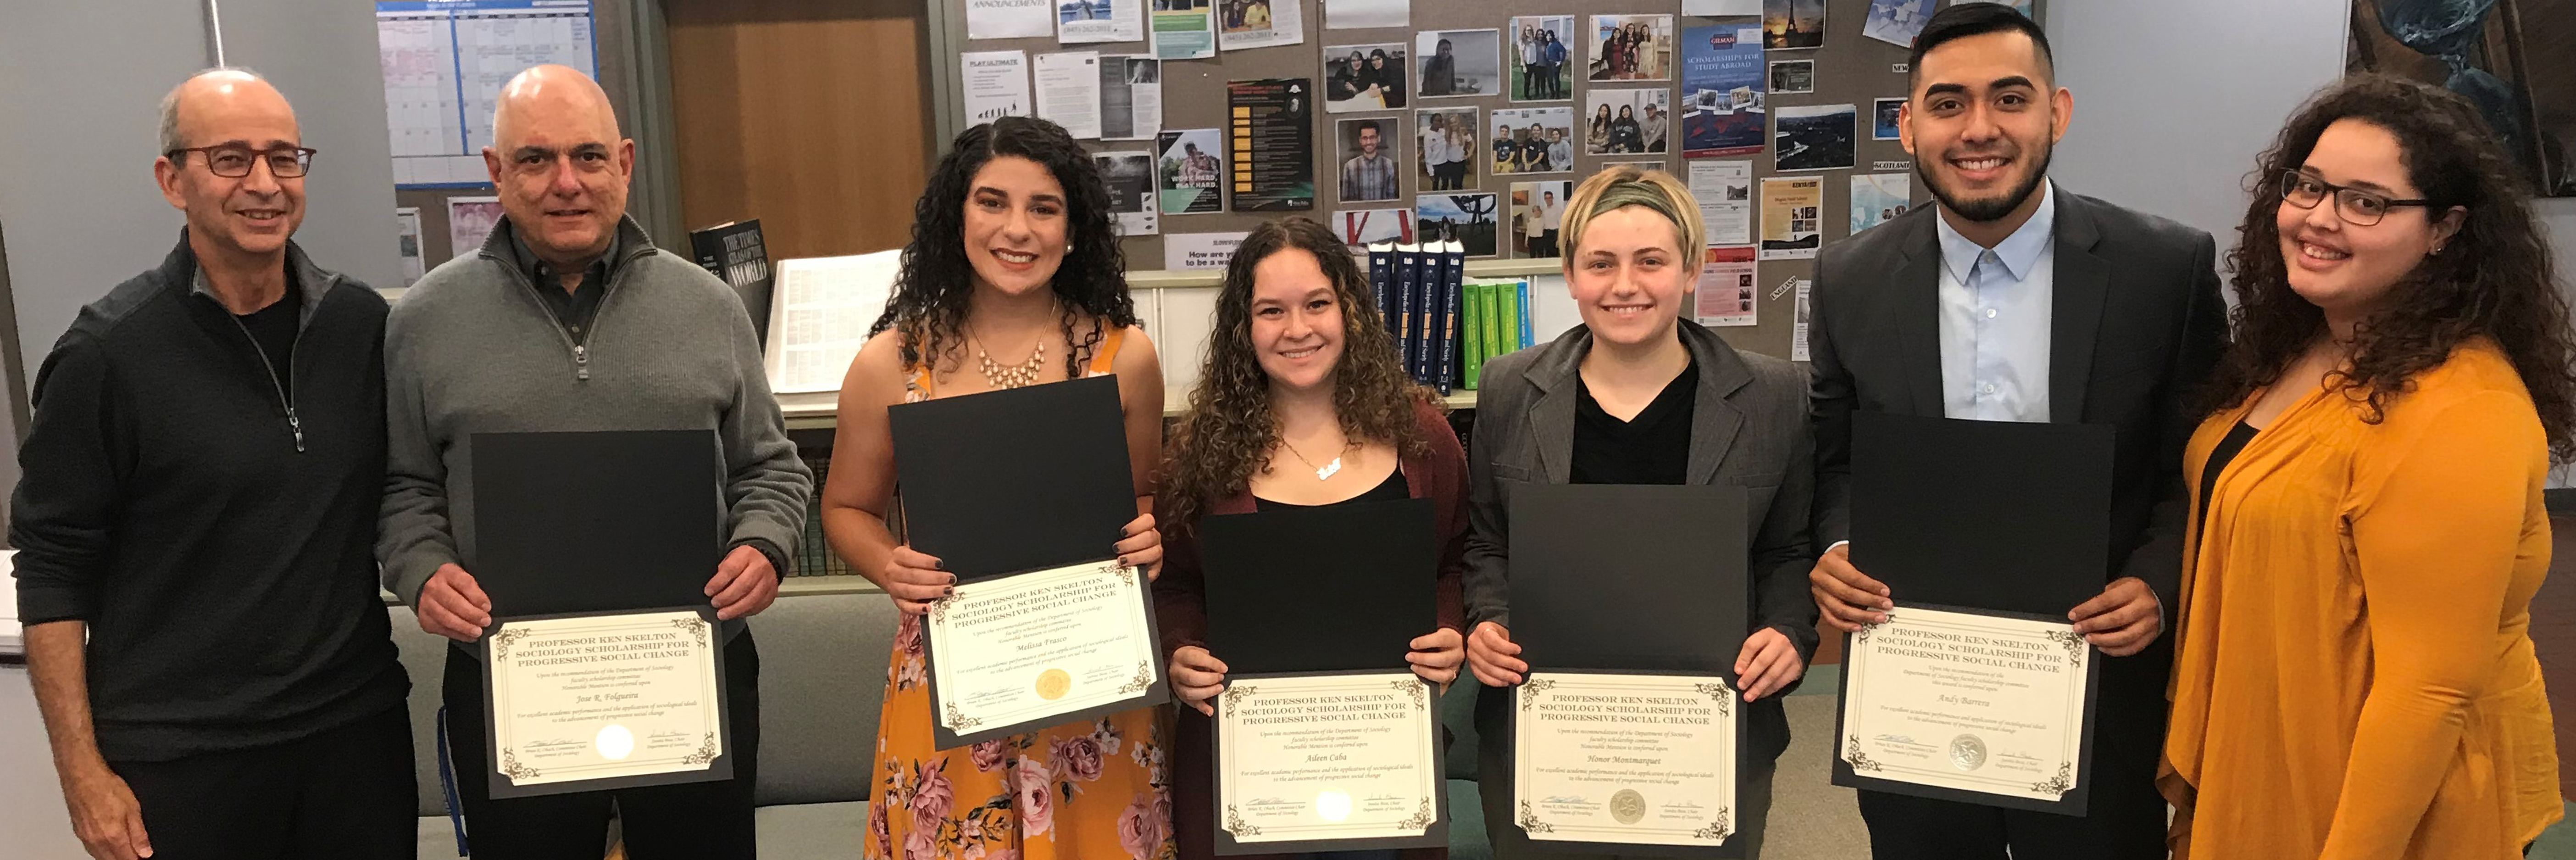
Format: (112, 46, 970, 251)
(168, 145, 317, 179)
(2279, 170, 2430, 227)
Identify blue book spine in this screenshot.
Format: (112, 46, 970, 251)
(1517, 277, 1536, 348)
(1393, 243, 1422, 377)
(1411, 248, 1439, 383)
(1367, 243, 1396, 348)
(1434, 241, 1466, 395)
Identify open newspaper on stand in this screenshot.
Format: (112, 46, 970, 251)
(762, 251, 903, 395)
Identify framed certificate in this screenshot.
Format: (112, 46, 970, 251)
(1515, 671, 1742, 856)
(482, 607, 732, 798)
(923, 558, 1169, 748)
(1831, 603, 2100, 815)
(1211, 671, 1447, 854)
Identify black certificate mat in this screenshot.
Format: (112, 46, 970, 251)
(1226, 78, 1317, 212)
(482, 606, 734, 799)
(1829, 602, 2102, 817)
(887, 374, 1136, 579)
(1847, 412, 2116, 617)
(1502, 484, 1751, 858)
(889, 374, 1167, 748)
(469, 430, 723, 620)
(1199, 497, 1436, 674)
(1508, 484, 1749, 673)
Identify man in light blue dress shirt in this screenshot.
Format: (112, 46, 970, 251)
(1802, 5, 2228, 859)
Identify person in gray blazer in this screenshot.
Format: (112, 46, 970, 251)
(1461, 166, 1819, 859)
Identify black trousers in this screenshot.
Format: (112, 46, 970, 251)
(442, 629, 762, 860)
(1856, 647, 2170, 860)
(113, 704, 417, 860)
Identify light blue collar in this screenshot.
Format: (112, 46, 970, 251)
(1934, 178, 2055, 283)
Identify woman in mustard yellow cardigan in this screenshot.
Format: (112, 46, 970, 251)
(2160, 74, 2576, 858)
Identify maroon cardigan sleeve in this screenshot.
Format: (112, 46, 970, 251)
(1412, 401, 1471, 635)
(1152, 504, 1211, 663)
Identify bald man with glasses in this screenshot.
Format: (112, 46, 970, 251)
(11, 68, 415, 860)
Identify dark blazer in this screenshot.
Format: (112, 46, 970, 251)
(1806, 185, 2225, 847)
(1807, 185, 2225, 620)
(1154, 398, 1468, 860)
(1461, 320, 1819, 765)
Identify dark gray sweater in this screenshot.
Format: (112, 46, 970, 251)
(378, 216, 811, 637)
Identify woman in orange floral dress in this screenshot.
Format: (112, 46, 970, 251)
(820, 116, 1177, 860)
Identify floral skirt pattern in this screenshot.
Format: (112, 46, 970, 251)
(868, 611, 1177, 860)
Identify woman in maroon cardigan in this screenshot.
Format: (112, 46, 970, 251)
(1154, 216, 1470, 860)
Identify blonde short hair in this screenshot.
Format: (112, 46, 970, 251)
(1558, 166, 1704, 271)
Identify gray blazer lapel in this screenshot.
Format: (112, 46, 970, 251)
(2049, 188, 2109, 424)
(1893, 215, 1947, 416)
(1683, 324, 1751, 486)
(1524, 330, 1587, 484)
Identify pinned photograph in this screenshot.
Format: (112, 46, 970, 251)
(1156, 128, 1227, 214)
(1336, 117, 1405, 203)
(1334, 207, 1416, 250)
(1588, 14, 1675, 82)
(1764, 0, 1826, 50)
(1510, 180, 1573, 257)
(1414, 106, 1479, 190)
(1850, 172, 1913, 235)
(1769, 59, 1815, 94)
(1415, 29, 1502, 98)
(1488, 106, 1576, 175)
(1773, 103, 1856, 171)
(1585, 88, 1672, 156)
(1323, 0, 1407, 30)
(1094, 151, 1162, 235)
(1325, 44, 1409, 112)
(1863, 0, 1936, 47)
(1508, 16, 1576, 102)
(447, 196, 505, 261)
(1873, 97, 1904, 140)
(1415, 192, 1499, 257)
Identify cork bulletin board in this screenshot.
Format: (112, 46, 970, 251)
(938, 0, 2038, 359)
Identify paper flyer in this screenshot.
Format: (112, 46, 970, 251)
(1689, 160, 1754, 247)
(1157, 128, 1227, 214)
(1697, 246, 1758, 327)
(1166, 231, 1252, 270)
(1218, 0, 1304, 51)
(1056, 0, 1142, 44)
(1791, 277, 1814, 361)
(1094, 151, 1161, 236)
(1100, 55, 1163, 140)
(1034, 51, 1104, 140)
(1681, 25, 1767, 157)
(1850, 173, 1913, 235)
(1227, 78, 1317, 212)
(1759, 176, 1822, 261)
(395, 207, 424, 286)
(1152, 0, 1216, 60)
(960, 50, 1032, 124)
(966, 0, 1052, 39)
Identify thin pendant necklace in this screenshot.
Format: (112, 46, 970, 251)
(969, 324, 1048, 389)
(1279, 433, 1356, 481)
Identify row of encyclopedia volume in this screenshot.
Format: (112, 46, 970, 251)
(1365, 242, 1535, 395)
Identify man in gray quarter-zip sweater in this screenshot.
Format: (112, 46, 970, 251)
(13, 69, 415, 860)
(378, 64, 811, 858)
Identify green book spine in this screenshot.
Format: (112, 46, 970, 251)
(1483, 279, 1506, 364)
(1462, 281, 1487, 390)
(1500, 280, 1524, 354)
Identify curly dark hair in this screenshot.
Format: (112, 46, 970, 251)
(868, 116, 1140, 380)
(2202, 73, 2576, 460)
(1160, 217, 1439, 533)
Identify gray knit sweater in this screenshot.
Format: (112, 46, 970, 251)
(377, 215, 811, 632)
